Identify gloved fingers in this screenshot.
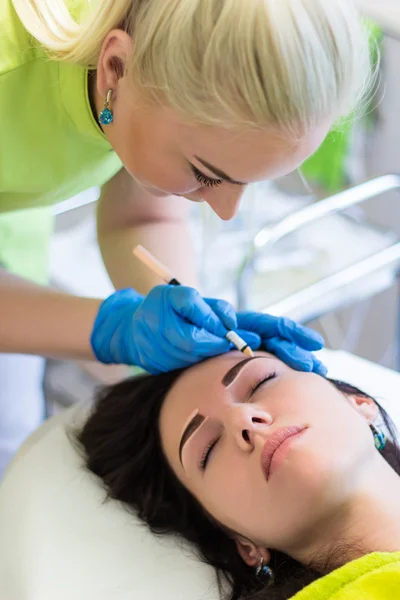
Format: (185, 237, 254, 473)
(263, 337, 314, 372)
(236, 312, 324, 351)
(235, 330, 262, 350)
(184, 326, 232, 356)
(156, 326, 260, 362)
(161, 317, 232, 356)
(277, 318, 324, 351)
(204, 298, 237, 331)
(169, 286, 229, 338)
(265, 336, 328, 375)
(311, 355, 328, 377)
(130, 321, 202, 373)
(91, 289, 145, 363)
(139, 349, 199, 374)
(236, 312, 273, 334)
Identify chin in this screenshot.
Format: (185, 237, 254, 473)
(184, 196, 205, 203)
(135, 181, 170, 197)
(146, 188, 171, 197)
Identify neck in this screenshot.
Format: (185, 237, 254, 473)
(290, 452, 400, 572)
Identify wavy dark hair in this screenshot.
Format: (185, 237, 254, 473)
(75, 371, 400, 600)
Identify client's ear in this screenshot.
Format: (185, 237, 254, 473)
(235, 537, 271, 568)
(347, 395, 379, 424)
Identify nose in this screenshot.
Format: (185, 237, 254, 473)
(204, 186, 246, 221)
(227, 405, 273, 452)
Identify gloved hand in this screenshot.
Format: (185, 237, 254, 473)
(236, 312, 327, 376)
(91, 286, 261, 374)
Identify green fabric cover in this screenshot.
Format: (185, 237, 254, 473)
(293, 552, 400, 600)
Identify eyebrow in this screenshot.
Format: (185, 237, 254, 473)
(222, 356, 263, 387)
(179, 413, 206, 464)
(194, 156, 246, 186)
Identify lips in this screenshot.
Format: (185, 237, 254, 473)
(260, 426, 306, 481)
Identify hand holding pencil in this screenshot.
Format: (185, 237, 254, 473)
(90, 283, 261, 374)
(133, 245, 254, 357)
(131, 245, 326, 375)
(90, 244, 326, 375)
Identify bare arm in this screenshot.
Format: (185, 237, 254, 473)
(97, 168, 198, 294)
(0, 170, 197, 360)
(0, 268, 101, 360)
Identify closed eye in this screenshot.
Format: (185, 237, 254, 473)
(248, 372, 277, 400)
(199, 436, 221, 471)
(191, 164, 223, 188)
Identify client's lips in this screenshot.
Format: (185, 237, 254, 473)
(261, 426, 306, 481)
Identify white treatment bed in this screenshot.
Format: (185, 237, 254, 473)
(0, 349, 399, 600)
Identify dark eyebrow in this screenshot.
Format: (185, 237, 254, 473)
(222, 356, 263, 387)
(194, 156, 246, 186)
(179, 413, 206, 465)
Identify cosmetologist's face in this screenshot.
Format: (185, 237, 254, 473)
(106, 78, 330, 220)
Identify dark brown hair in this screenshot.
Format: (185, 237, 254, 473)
(75, 372, 400, 600)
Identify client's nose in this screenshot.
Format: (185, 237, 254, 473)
(227, 405, 273, 452)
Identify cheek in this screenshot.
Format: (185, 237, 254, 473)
(311, 398, 373, 456)
(279, 420, 375, 512)
(199, 458, 267, 536)
(113, 131, 197, 193)
(111, 103, 197, 193)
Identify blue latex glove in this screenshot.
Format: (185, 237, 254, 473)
(236, 312, 327, 376)
(91, 286, 261, 374)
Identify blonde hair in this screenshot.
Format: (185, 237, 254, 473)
(12, 0, 376, 134)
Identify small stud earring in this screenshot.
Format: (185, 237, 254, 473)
(99, 89, 114, 125)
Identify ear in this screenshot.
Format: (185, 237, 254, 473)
(235, 537, 271, 568)
(96, 30, 132, 96)
(347, 395, 379, 424)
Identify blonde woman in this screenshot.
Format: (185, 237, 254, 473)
(0, 0, 373, 473)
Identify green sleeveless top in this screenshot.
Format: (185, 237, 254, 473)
(0, 0, 122, 214)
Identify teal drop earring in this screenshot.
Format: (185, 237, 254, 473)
(99, 89, 114, 125)
(371, 423, 387, 451)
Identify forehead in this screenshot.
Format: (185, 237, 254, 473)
(151, 106, 330, 181)
(162, 352, 242, 416)
(184, 124, 328, 181)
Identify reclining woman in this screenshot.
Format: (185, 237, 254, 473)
(78, 350, 400, 600)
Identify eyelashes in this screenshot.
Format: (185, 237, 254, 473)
(191, 165, 223, 188)
(199, 437, 219, 471)
(248, 372, 277, 399)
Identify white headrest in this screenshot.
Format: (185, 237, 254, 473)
(0, 406, 220, 600)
